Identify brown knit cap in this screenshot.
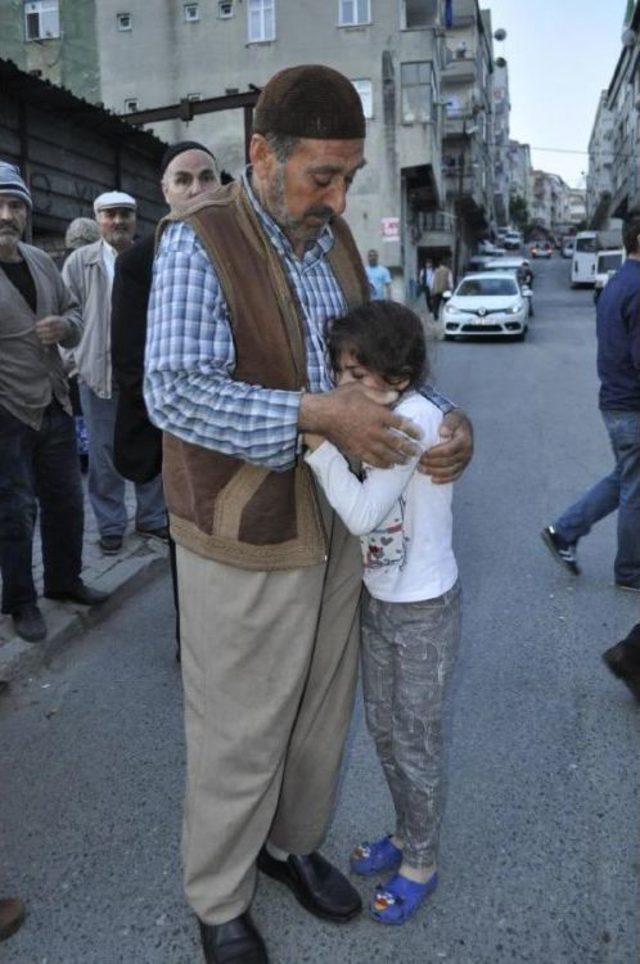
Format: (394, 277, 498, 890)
(253, 65, 365, 141)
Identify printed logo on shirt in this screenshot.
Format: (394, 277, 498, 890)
(361, 496, 409, 571)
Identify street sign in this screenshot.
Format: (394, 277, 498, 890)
(381, 216, 400, 242)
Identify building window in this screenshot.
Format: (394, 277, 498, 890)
(401, 62, 433, 123)
(24, 1, 60, 41)
(117, 12, 132, 31)
(184, 3, 199, 21)
(351, 79, 373, 119)
(187, 92, 202, 101)
(402, 0, 437, 28)
(247, 0, 275, 42)
(339, 0, 371, 26)
(124, 97, 139, 112)
(218, 0, 234, 16)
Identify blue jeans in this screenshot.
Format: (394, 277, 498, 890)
(79, 383, 166, 538)
(555, 409, 640, 586)
(0, 401, 84, 613)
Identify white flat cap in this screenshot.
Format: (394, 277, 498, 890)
(93, 190, 137, 214)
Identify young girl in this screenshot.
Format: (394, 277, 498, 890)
(304, 301, 461, 925)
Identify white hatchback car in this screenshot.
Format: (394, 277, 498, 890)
(442, 272, 529, 340)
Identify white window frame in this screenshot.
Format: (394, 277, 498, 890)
(186, 92, 202, 102)
(218, 0, 234, 17)
(339, 0, 371, 27)
(184, 3, 200, 22)
(24, 1, 60, 41)
(400, 61, 435, 124)
(117, 12, 132, 31)
(124, 97, 139, 112)
(351, 79, 373, 119)
(247, 0, 275, 43)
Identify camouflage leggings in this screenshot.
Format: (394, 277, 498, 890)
(361, 580, 461, 869)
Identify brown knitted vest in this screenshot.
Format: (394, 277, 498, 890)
(159, 181, 369, 570)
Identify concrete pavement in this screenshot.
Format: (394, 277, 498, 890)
(1, 255, 638, 963)
(0, 481, 170, 684)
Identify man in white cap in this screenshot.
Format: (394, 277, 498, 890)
(63, 191, 167, 554)
(0, 161, 108, 642)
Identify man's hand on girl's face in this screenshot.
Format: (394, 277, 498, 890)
(299, 382, 422, 468)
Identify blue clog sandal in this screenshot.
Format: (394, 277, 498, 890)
(350, 836, 402, 877)
(370, 871, 438, 925)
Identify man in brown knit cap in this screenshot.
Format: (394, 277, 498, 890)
(146, 64, 472, 963)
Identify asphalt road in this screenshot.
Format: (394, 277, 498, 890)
(1, 255, 638, 964)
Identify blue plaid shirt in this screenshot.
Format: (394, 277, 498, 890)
(145, 168, 454, 470)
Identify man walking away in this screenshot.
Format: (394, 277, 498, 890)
(0, 162, 107, 642)
(542, 208, 640, 591)
(365, 249, 392, 300)
(63, 191, 167, 555)
(419, 259, 434, 313)
(431, 258, 453, 320)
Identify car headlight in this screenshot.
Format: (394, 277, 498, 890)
(443, 303, 456, 317)
(507, 303, 523, 314)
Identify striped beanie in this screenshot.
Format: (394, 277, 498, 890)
(0, 162, 32, 209)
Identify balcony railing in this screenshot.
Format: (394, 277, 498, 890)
(420, 211, 457, 232)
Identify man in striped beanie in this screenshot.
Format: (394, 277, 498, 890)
(0, 161, 108, 644)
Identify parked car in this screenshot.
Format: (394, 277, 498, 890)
(442, 272, 530, 340)
(484, 256, 533, 285)
(593, 249, 625, 303)
(466, 254, 492, 273)
(503, 231, 522, 250)
(530, 240, 553, 259)
(478, 239, 507, 257)
(561, 237, 575, 259)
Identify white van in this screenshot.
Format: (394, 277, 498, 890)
(570, 231, 597, 287)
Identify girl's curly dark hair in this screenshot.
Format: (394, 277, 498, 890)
(326, 300, 429, 390)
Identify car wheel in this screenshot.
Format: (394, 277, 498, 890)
(515, 326, 528, 341)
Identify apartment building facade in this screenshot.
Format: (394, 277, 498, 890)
(434, 0, 495, 276)
(0, 0, 100, 102)
(586, 1, 640, 226)
(507, 139, 532, 213)
(491, 60, 510, 227)
(1, 0, 506, 289)
(586, 92, 615, 228)
(89, 0, 452, 293)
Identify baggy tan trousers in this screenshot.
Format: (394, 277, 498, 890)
(176, 499, 362, 925)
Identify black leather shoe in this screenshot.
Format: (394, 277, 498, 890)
(12, 604, 46, 642)
(603, 623, 640, 702)
(99, 535, 123, 554)
(44, 581, 109, 606)
(257, 848, 362, 922)
(199, 912, 268, 964)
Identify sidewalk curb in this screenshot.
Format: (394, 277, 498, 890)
(0, 545, 168, 684)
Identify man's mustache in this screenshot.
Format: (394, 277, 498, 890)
(305, 207, 334, 222)
(0, 222, 20, 231)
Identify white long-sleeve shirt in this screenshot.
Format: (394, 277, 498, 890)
(305, 392, 458, 603)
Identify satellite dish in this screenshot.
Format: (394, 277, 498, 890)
(494, 28, 507, 41)
(495, 56, 507, 68)
(622, 28, 636, 47)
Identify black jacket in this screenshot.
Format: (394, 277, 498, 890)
(111, 235, 163, 483)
